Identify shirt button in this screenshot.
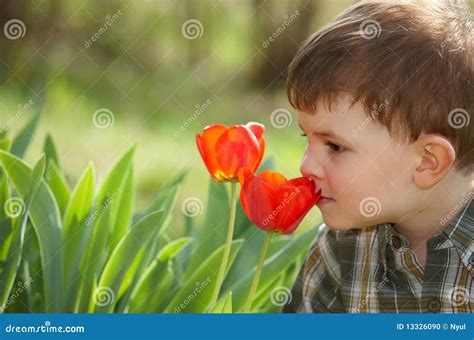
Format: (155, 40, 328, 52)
(391, 235, 402, 250)
(469, 254, 474, 266)
(427, 299, 441, 313)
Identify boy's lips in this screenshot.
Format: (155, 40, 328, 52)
(317, 195, 335, 205)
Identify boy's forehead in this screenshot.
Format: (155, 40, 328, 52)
(297, 96, 366, 133)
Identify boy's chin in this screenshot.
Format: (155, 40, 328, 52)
(322, 216, 373, 231)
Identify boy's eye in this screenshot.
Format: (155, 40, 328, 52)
(300, 133, 307, 137)
(326, 142, 345, 153)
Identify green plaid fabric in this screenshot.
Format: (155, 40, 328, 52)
(283, 197, 473, 313)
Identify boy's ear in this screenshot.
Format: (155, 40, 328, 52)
(413, 135, 456, 189)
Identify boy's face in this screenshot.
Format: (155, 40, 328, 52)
(298, 94, 419, 230)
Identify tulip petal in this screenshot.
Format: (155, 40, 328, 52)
(196, 124, 228, 181)
(239, 169, 319, 234)
(258, 170, 287, 185)
(215, 125, 261, 177)
(246, 122, 265, 140)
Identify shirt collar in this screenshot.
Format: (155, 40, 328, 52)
(378, 195, 474, 272)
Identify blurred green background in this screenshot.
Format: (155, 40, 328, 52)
(0, 0, 472, 230)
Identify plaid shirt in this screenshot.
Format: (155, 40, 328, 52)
(283, 197, 473, 313)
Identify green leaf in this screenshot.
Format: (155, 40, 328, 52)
(127, 237, 192, 313)
(10, 113, 40, 158)
(45, 161, 70, 216)
(96, 146, 135, 252)
(164, 239, 244, 313)
(224, 228, 317, 312)
(108, 166, 134, 251)
(210, 291, 233, 313)
(183, 179, 229, 281)
(74, 204, 112, 313)
(0, 178, 42, 312)
(43, 133, 60, 169)
(94, 210, 166, 313)
(0, 152, 62, 312)
(62, 164, 95, 299)
(158, 237, 192, 261)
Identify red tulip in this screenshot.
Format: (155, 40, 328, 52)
(196, 122, 265, 182)
(238, 168, 321, 234)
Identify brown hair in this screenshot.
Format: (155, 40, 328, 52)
(287, 0, 473, 175)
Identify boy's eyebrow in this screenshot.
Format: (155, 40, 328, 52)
(298, 123, 347, 141)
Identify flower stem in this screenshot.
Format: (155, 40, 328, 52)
(243, 232, 273, 313)
(208, 181, 238, 311)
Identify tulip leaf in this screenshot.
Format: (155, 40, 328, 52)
(96, 146, 135, 252)
(62, 164, 96, 303)
(0, 151, 62, 312)
(94, 210, 166, 313)
(127, 237, 192, 313)
(46, 161, 70, 216)
(74, 204, 112, 313)
(224, 227, 317, 312)
(183, 179, 229, 281)
(164, 239, 244, 313)
(210, 291, 233, 313)
(10, 113, 40, 159)
(43, 133, 60, 170)
(0, 156, 44, 312)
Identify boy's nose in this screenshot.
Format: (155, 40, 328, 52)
(299, 148, 325, 180)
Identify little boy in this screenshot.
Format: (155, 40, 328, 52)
(283, 0, 473, 313)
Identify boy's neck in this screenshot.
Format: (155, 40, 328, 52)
(394, 178, 472, 250)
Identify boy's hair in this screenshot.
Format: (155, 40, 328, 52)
(287, 0, 473, 175)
